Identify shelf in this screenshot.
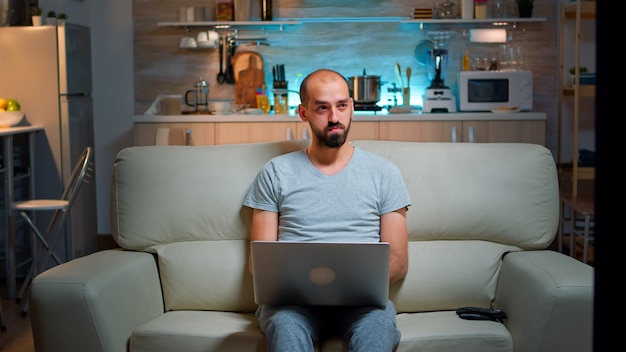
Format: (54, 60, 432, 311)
(558, 1, 596, 198)
(158, 16, 547, 29)
(400, 17, 546, 25)
(562, 85, 596, 97)
(559, 166, 595, 181)
(158, 20, 301, 30)
(291, 17, 408, 23)
(563, 2, 596, 19)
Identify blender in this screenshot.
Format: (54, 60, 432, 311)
(423, 48, 457, 113)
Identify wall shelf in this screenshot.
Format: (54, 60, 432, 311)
(562, 85, 596, 97)
(159, 16, 547, 29)
(158, 20, 301, 30)
(400, 17, 546, 24)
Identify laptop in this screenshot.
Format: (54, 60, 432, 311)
(250, 241, 390, 307)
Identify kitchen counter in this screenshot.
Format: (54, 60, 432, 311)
(134, 111, 546, 123)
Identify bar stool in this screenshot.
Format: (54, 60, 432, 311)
(11, 147, 93, 315)
(558, 195, 595, 264)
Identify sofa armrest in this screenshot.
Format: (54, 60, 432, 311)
(495, 250, 594, 352)
(30, 249, 164, 352)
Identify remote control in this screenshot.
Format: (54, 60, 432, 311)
(455, 307, 507, 322)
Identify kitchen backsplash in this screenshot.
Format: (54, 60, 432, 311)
(133, 0, 561, 152)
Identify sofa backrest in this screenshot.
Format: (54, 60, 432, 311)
(110, 140, 311, 249)
(110, 140, 559, 313)
(351, 141, 559, 248)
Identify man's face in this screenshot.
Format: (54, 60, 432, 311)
(298, 73, 353, 148)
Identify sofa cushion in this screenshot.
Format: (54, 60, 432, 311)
(130, 311, 264, 352)
(396, 311, 513, 352)
(351, 141, 559, 249)
(128, 310, 513, 352)
(392, 240, 520, 313)
(156, 240, 256, 312)
(111, 140, 310, 251)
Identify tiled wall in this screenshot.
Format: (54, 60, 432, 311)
(133, 0, 565, 157)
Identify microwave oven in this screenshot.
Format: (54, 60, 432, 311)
(457, 70, 533, 111)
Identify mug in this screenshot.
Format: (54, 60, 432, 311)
(197, 31, 208, 43)
(179, 36, 197, 49)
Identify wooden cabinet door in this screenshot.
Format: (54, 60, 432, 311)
(462, 120, 545, 145)
(378, 121, 462, 142)
(215, 122, 299, 144)
(134, 123, 215, 146)
(348, 121, 379, 141)
(295, 121, 378, 141)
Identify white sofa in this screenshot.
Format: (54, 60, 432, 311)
(30, 140, 594, 352)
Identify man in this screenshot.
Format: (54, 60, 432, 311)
(243, 69, 411, 352)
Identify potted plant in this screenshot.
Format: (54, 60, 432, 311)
(31, 6, 43, 26)
(516, 0, 534, 18)
(569, 66, 589, 85)
(57, 13, 67, 26)
(46, 10, 57, 26)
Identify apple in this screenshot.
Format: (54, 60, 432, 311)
(6, 98, 20, 111)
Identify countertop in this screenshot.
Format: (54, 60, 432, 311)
(0, 125, 44, 135)
(134, 111, 546, 123)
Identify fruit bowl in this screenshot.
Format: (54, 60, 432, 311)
(0, 111, 25, 127)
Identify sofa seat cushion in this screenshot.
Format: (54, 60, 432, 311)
(130, 311, 264, 352)
(393, 240, 520, 312)
(396, 311, 512, 352)
(156, 240, 256, 312)
(129, 311, 512, 352)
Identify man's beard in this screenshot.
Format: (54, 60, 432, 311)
(312, 117, 352, 148)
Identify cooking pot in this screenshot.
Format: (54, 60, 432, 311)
(348, 69, 381, 104)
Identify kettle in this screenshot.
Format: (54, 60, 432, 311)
(185, 78, 209, 111)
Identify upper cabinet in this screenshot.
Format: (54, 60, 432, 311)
(558, 0, 596, 197)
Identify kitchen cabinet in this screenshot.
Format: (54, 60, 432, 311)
(135, 120, 380, 145)
(462, 120, 545, 144)
(134, 113, 546, 146)
(214, 121, 298, 144)
(201, 121, 376, 144)
(347, 121, 379, 141)
(558, 0, 596, 197)
(134, 122, 215, 146)
(378, 120, 544, 144)
(379, 121, 461, 142)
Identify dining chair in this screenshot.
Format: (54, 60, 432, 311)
(11, 146, 94, 316)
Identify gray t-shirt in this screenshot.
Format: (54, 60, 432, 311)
(244, 146, 411, 242)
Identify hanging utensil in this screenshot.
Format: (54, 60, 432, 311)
(406, 67, 411, 86)
(217, 37, 225, 84)
(394, 63, 404, 88)
(224, 38, 236, 84)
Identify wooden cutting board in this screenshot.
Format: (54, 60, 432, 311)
(233, 51, 265, 108)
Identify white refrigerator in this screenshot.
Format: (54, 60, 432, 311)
(0, 24, 98, 266)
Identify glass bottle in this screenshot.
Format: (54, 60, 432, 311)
(474, 0, 488, 19)
(261, 0, 272, 21)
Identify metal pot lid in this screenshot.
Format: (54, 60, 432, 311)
(413, 39, 436, 66)
(349, 69, 380, 79)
